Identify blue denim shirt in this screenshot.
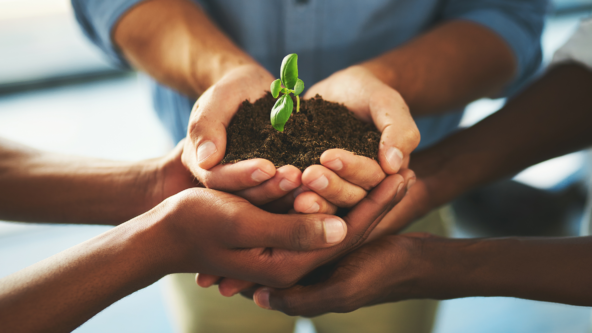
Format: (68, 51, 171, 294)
(72, 0, 547, 148)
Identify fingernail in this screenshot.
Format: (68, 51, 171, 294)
(386, 147, 403, 171)
(251, 169, 272, 183)
(279, 179, 298, 192)
(324, 159, 343, 171)
(304, 202, 320, 213)
(395, 183, 405, 198)
(324, 218, 346, 244)
(197, 141, 217, 164)
(407, 178, 416, 191)
(255, 288, 272, 310)
(309, 174, 329, 191)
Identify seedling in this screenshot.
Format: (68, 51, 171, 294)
(270, 53, 304, 132)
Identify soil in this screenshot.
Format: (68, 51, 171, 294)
(221, 93, 380, 170)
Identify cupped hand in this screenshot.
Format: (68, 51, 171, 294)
(293, 149, 416, 215)
(196, 171, 416, 295)
(303, 65, 420, 175)
(182, 64, 279, 192)
(250, 233, 436, 316)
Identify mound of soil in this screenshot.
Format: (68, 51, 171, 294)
(221, 93, 380, 170)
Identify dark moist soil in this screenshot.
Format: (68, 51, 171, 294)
(221, 93, 380, 170)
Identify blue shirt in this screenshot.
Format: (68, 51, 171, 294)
(72, 0, 547, 148)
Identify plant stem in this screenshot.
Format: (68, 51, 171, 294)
(296, 95, 300, 113)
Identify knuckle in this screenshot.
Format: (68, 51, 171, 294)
(199, 173, 215, 188)
(404, 127, 421, 148)
(276, 297, 303, 316)
(336, 188, 364, 207)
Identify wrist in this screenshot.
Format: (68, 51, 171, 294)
(357, 60, 399, 92)
(188, 53, 259, 95)
(418, 237, 503, 300)
(125, 197, 185, 277)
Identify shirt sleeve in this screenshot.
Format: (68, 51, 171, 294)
(71, 0, 145, 69)
(550, 17, 592, 71)
(440, 0, 548, 95)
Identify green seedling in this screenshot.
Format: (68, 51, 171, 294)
(270, 53, 305, 132)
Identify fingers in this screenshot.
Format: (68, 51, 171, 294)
(234, 165, 301, 206)
(184, 88, 230, 172)
(320, 149, 385, 190)
(259, 193, 297, 214)
(301, 165, 367, 208)
(182, 65, 274, 187)
(193, 159, 277, 192)
(196, 273, 221, 288)
(232, 212, 348, 251)
(293, 191, 338, 214)
(253, 284, 343, 317)
(369, 88, 421, 174)
(340, 172, 411, 247)
(218, 279, 257, 297)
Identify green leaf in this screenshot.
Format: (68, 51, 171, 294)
(270, 94, 294, 132)
(280, 54, 298, 90)
(270, 79, 281, 98)
(293, 79, 304, 96)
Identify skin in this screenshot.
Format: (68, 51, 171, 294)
(112, 0, 515, 190)
(250, 63, 592, 314)
(0, 138, 194, 224)
(0, 136, 416, 332)
(112, 0, 517, 299)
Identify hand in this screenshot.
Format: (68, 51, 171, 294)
(250, 233, 436, 316)
(303, 65, 420, 175)
(196, 171, 416, 295)
(366, 176, 430, 241)
(149, 140, 199, 206)
(293, 150, 417, 215)
(182, 64, 281, 191)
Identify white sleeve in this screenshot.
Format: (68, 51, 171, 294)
(550, 17, 592, 71)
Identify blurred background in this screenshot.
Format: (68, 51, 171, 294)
(0, 0, 591, 332)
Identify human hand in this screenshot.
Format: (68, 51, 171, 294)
(196, 171, 416, 295)
(249, 233, 437, 315)
(293, 150, 417, 215)
(181, 64, 292, 191)
(303, 65, 420, 175)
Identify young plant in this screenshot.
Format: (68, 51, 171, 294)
(270, 53, 305, 132)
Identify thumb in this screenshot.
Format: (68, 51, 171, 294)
(369, 88, 420, 174)
(253, 282, 341, 317)
(185, 95, 228, 172)
(238, 212, 348, 251)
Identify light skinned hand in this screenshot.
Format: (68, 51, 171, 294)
(303, 65, 420, 175)
(181, 64, 281, 192)
(293, 149, 416, 215)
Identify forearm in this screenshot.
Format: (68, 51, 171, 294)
(420, 236, 592, 306)
(412, 64, 592, 206)
(361, 20, 516, 116)
(113, 0, 258, 97)
(0, 212, 169, 333)
(0, 138, 159, 225)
